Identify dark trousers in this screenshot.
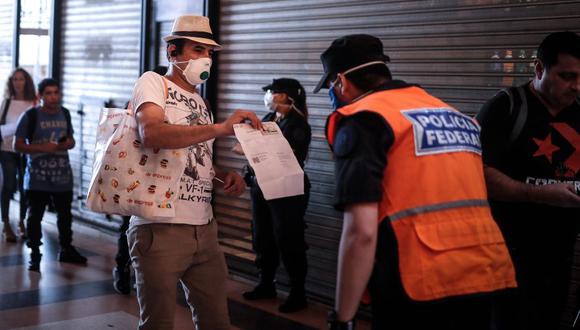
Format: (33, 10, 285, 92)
(371, 293, 493, 330)
(369, 256, 493, 329)
(370, 217, 494, 330)
(492, 238, 575, 330)
(25, 190, 73, 250)
(250, 177, 309, 291)
(0, 151, 26, 221)
(116, 215, 131, 269)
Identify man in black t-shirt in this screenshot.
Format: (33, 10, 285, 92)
(477, 31, 580, 330)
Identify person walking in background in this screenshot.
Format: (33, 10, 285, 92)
(477, 31, 580, 330)
(1, 68, 36, 242)
(315, 34, 516, 330)
(238, 78, 311, 313)
(14, 78, 87, 271)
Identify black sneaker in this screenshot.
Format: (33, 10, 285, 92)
(113, 266, 131, 295)
(242, 283, 277, 300)
(58, 246, 88, 264)
(278, 292, 307, 313)
(28, 251, 42, 272)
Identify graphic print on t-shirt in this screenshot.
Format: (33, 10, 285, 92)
(15, 109, 73, 192)
(165, 85, 215, 206)
(531, 122, 579, 179)
(525, 120, 580, 194)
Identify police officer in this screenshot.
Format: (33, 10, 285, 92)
(238, 78, 311, 313)
(314, 34, 517, 330)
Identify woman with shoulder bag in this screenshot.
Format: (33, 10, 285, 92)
(1, 68, 36, 242)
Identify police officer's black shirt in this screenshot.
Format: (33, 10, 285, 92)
(332, 82, 417, 210)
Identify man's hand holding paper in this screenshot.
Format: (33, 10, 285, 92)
(234, 122, 304, 200)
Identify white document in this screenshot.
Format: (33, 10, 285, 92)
(234, 122, 304, 200)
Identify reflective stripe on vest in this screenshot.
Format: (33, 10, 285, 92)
(389, 199, 489, 222)
(326, 86, 516, 301)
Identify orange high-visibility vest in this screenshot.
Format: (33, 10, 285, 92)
(327, 86, 516, 301)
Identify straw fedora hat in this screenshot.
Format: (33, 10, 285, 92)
(163, 15, 222, 50)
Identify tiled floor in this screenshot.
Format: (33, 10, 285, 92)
(0, 211, 370, 330)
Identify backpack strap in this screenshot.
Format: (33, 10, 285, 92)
(498, 85, 528, 150)
(25, 107, 38, 143)
(62, 107, 73, 137)
(0, 98, 11, 125)
(507, 86, 528, 147)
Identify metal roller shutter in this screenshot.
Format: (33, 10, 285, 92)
(214, 0, 580, 311)
(59, 0, 141, 230)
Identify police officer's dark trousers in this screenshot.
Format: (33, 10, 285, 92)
(250, 176, 309, 293)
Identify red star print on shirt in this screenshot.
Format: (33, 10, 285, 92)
(532, 133, 560, 163)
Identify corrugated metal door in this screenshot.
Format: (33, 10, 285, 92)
(156, 21, 171, 67)
(214, 0, 580, 310)
(59, 0, 141, 230)
(0, 0, 14, 83)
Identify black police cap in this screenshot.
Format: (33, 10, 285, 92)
(262, 78, 304, 101)
(313, 34, 390, 93)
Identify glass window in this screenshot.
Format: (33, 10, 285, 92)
(0, 0, 14, 87)
(19, 0, 51, 83)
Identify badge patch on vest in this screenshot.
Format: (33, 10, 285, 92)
(402, 108, 481, 156)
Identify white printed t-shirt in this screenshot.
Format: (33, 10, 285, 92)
(130, 71, 215, 226)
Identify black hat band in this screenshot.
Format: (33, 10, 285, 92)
(172, 31, 215, 40)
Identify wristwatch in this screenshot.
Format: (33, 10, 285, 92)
(327, 310, 355, 330)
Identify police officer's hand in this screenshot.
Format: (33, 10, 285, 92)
(534, 183, 580, 208)
(219, 110, 262, 136)
(222, 171, 246, 197)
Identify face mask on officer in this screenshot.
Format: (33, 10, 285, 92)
(329, 78, 346, 111)
(327, 60, 389, 111)
(173, 57, 212, 86)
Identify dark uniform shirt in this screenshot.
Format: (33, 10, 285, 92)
(332, 81, 413, 210)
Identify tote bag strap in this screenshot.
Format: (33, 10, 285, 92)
(127, 76, 169, 114)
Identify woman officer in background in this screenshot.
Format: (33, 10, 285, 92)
(235, 78, 311, 313)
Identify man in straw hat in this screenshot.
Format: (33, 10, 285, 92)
(128, 15, 261, 330)
(315, 34, 516, 329)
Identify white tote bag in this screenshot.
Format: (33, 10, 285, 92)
(86, 107, 186, 218)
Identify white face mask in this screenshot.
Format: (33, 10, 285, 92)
(263, 90, 306, 117)
(263, 90, 278, 112)
(173, 57, 212, 86)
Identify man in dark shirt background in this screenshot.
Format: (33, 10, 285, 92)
(477, 31, 580, 330)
